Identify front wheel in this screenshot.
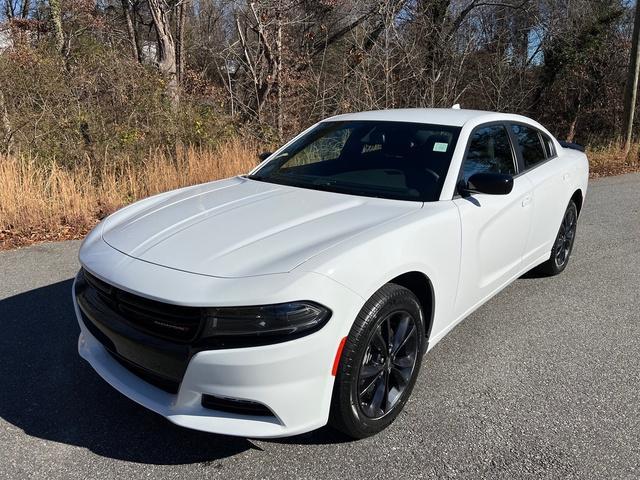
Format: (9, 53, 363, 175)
(329, 284, 426, 438)
(538, 200, 579, 276)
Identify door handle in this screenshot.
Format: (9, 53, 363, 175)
(522, 195, 532, 207)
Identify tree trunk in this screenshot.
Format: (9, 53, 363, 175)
(623, 0, 640, 152)
(21, 0, 31, 18)
(147, 0, 179, 109)
(133, 10, 144, 64)
(121, 0, 140, 62)
(176, 0, 188, 85)
(567, 105, 580, 143)
(4, 1, 15, 18)
(275, 1, 283, 140)
(3, 0, 31, 19)
(0, 89, 12, 154)
(239, 3, 278, 123)
(49, 0, 65, 53)
(513, 10, 530, 68)
(418, 0, 451, 93)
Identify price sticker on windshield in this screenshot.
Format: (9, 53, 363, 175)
(433, 142, 448, 152)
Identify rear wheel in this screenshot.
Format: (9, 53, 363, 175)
(329, 284, 426, 438)
(538, 200, 578, 276)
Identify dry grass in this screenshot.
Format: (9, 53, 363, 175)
(0, 138, 257, 250)
(1, 139, 639, 250)
(587, 142, 640, 178)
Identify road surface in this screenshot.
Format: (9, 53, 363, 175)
(1, 173, 638, 479)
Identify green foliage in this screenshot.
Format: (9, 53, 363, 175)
(535, 1, 626, 143)
(0, 40, 234, 167)
(0, 0, 636, 159)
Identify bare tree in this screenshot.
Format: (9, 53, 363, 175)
(49, 0, 64, 53)
(176, 0, 188, 84)
(233, 2, 278, 122)
(121, 0, 141, 62)
(0, 0, 635, 156)
(275, 1, 283, 139)
(147, 0, 179, 108)
(0, 89, 11, 153)
(623, 0, 640, 152)
(3, 0, 30, 19)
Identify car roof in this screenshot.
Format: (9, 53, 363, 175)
(323, 108, 533, 128)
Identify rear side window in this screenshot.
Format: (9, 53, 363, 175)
(461, 125, 516, 181)
(540, 132, 556, 158)
(512, 124, 546, 169)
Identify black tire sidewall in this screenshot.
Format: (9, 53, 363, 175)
(549, 200, 578, 274)
(331, 284, 426, 438)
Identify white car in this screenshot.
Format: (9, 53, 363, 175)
(73, 108, 588, 439)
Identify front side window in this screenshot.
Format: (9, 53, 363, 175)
(461, 125, 516, 182)
(250, 121, 461, 202)
(512, 124, 546, 169)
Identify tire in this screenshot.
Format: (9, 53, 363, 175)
(329, 283, 426, 439)
(537, 200, 579, 276)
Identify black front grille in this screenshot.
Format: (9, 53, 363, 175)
(79, 307, 181, 394)
(76, 269, 200, 392)
(83, 269, 203, 343)
(110, 351, 181, 394)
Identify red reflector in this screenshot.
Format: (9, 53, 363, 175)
(331, 336, 347, 376)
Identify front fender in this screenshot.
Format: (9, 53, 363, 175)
(300, 202, 462, 345)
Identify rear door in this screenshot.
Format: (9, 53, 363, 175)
(453, 124, 534, 317)
(509, 124, 567, 266)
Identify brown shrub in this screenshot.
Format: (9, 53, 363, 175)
(0, 139, 257, 248)
(2, 139, 639, 250)
(587, 143, 640, 178)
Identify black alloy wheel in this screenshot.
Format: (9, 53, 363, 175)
(330, 283, 426, 438)
(538, 200, 579, 276)
(554, 202, 577, 269)
(357, 310, 419, 419)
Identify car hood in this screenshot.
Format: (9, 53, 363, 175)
(102, 177, 421, 278)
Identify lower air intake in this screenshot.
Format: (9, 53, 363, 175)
(201, 394, 274, 417)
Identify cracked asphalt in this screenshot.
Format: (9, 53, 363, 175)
(1, 173, 638, 479)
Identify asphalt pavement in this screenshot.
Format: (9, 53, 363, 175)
(1, 173, 639, 479)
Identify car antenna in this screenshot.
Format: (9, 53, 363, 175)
(451, 103, 461, 109)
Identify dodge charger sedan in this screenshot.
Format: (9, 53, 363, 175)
(73, 108, 588, 438)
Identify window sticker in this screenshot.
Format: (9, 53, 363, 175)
(433, 142, 448, 152)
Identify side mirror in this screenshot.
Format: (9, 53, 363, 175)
(459, 172, 514, 196)
(257, 151, 272, 162)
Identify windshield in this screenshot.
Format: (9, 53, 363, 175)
(249, 121, 461, 202)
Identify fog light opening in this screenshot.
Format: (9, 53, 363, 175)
(201, 394, 274, 417)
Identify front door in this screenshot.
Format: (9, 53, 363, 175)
(453, 124, 533, 318)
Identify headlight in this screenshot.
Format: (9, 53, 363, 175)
(201, 302, 331, 339)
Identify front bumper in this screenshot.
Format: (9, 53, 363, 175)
(72, 261, 363, 438)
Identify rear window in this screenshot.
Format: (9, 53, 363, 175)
(511, 124, 546, 169)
